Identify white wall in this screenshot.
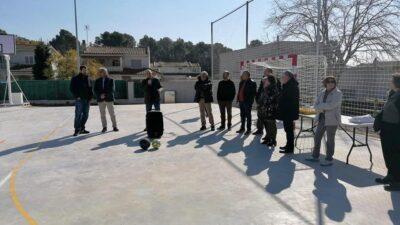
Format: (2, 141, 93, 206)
(123, 55, 149, 69)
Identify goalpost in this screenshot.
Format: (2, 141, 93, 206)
(0, 34, 30, 107)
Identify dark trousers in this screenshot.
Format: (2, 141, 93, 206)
(312, 117, 337, 160)
(146, 101, 160, 112)
(380, 124, 400, 182)
(283, 120, 295, 151)
(218, 101, 232, 127)
(239, 102, 252, 130)
(257, 118, 264, 132)
(74, 99, 90, 131)
(264, 120, 277, 141)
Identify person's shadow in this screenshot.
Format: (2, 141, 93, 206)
(0, 132, 102, 156)
(242, 135, 273, 176)
(195, 129, 231, 149)
(389, 192, 400, 225)
(166, 131, 203, 148)
(180, 117, 200, 124)
(266, 155, 296, 194)
(313, 169, 352, 222)
(91, 131, 146, 151)
(217, 132, 248, 157)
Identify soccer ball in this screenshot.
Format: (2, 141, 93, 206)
(151, 139, 161, 149)
(139, 138, 151, 151)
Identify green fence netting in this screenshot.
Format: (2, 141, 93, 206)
(0, 80, 127, 101)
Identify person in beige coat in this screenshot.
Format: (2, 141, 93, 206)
(307, 76, 342, 166)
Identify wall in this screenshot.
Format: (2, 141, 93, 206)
(160, 78, 196, 103)
(122, 55, 150, 69)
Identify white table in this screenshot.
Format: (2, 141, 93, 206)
(295, 114, 374, 167)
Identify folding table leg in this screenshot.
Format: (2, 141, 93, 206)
(295, 116, 304, 147)
(346, 127, 356, 164)
(365, 127, 373, 166)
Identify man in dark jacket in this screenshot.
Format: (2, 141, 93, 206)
(194, 71, 215, 131)
(70, 65, 93, 136)
(142, 69, 162, 112)
(277, 71, 299, 153)
(217, 71, 236, 130)
(375, 74, 400, 191)
(142, 69, 162, 131)
(254, 68, 281, 136)
(236, 70, 257, 135)
(94, 67, 118, 133)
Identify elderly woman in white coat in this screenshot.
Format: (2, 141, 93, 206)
(307, 76, 343, 166)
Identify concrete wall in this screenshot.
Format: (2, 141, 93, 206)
(160, 79, 196, 103)
(123, 55, 150, 69)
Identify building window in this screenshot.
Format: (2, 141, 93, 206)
(130, 59, 142, 68)
(25, 56, 34, 65)
(112, 59, 120, 67)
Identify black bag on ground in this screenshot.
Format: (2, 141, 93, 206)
(146, 111, 164, 139)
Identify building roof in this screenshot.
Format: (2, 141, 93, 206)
(152, 61, 201, 68)
(81, 46, 148, 57)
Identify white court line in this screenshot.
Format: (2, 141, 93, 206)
(0, 172, 12, 188)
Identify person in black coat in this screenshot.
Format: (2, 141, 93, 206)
(194, 71, 215, 131)
(254, 68, 281, 135)
(236, 70, 257, 135)
(142, 69, 162, 112)
(94, 67, 118, 133)
(277, 71, 299, 153)
(257, 75, 279, 146)
(70, 65, 93, 136)
(374, 74, 400, 191)
(217, 71, 236, 130)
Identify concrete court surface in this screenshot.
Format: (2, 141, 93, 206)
(0, 103, 399, 225)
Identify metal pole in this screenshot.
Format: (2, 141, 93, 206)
(316, 0, 321, 56)
(246, 1, 249, 48)
(4, 55, 13, 105)
(315, 0, 322, 97)
(211, 22, 214, 84)
(74, 0, 80, 72)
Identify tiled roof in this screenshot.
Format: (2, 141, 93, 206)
(82, 46, 148, 56)
(152, 61, 201, 68)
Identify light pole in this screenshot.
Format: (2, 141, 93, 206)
(74, 0, 80, 72)
(85, 25, 90, 44)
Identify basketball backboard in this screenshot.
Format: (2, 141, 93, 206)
(0, 34, 16, 55)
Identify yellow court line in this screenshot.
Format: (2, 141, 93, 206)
(9, 116, 71, 225)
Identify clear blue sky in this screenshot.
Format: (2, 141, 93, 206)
(0, 0, 276, 50)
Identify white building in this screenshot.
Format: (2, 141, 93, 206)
(80, 45, 150, 80)
(151, 61, 201, 77)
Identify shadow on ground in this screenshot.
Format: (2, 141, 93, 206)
(0, 132, 103, 156)
(91, 131, 146, 151)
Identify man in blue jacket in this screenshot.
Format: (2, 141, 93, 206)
(70, 65, 93, 136)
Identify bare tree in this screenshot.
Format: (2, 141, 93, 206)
(267, 0, 400, 67)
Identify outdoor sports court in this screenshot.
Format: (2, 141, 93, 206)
(0, 104, 399, 225)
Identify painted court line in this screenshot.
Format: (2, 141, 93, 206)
(0, 172, 12, 188)
(9, 115, 72, 225)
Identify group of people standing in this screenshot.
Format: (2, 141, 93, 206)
(70, 66, 118, 136)
(194, 68, 300, 154)
(69, 64, 400, 191)
(70, 67, 162, 136)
